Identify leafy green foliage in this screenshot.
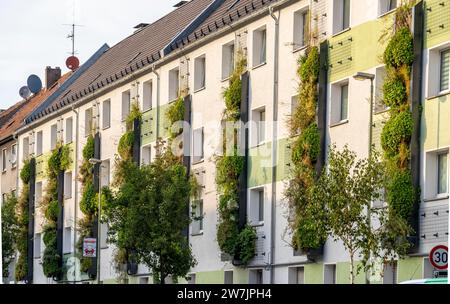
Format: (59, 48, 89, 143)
(383, 27, 414, 69)
(118, 131, 134, 160)
(20, 159, 31, 184)
(292, 123, 320, 166)
(383, 75, 407, 107)
(381, 110, 413, 158)
(387, 170, 416, 221)
(235, 225, 257, 265)
(2, 194, 19, 278)
(15, 167, 30, 281)
(166, 96, 185, 139)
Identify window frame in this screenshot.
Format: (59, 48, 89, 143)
(11, 144, 17, 169)
(36, 131, 43, 156)
(2, 148, 7, 172)
(50, 123, 58, 151)
(293, 8, 309, 51)
(193, 127, 204, 164)
(340, 83, 349, 121)
(437, 152, 448, 195)
(64, 171, 73, 200)
(102, 99, 111, 130)
(439, 48, 450, 94)
(222, 41, 235, 81)
(143, 80, 153, 111)
(194, 55, 207, 92)
(252, 26, 267, 68)
(65, 117, 73, 144)
(169, 67, 180, 102)
(84, 108, 93, 138)
(121, 90, 131, 122)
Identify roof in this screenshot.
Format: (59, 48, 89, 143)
(0, 72, 73, 144)
(25, 0, 216, 125)
(166, 0, 279, 53)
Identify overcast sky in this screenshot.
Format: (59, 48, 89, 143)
(0, 0, 178, 110)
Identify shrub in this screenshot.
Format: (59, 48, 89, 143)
(292, 123, 320, 166)
(383, 75, 407, 107)
(20, 160, 31, 184)
(236, 225, 257, 265)
(387, 170, 416, 221)
(118, 131, 134, 160)
(82, 135, 95, 160)
(381, 111, 413, 158)
(217, 218, 239, 256)
(80, 183, 97, 215)
(42, 246, 61, 278)
(45, 200, 59, 222)
(383, 27, 414, 69)
(298, 46, 319, 83)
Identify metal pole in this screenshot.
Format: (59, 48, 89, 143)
(366, 78, 374, 285)
(97, 166, 101, 284)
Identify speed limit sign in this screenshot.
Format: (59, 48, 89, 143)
(429, 245, 448, 270)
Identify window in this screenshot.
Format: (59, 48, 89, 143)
(331, 82, 349, 125)
(64, 172, 72, 199)
(222, 41, 235, 80)
(224, 271, 233, 284)
(2, 149, 7, 172)
(122, 91, 131, 121)
(340, 84, 349, 121)
(250, 269, 264, 284)
(379, 0, 397, 16)
(102, 99, 111, 129)
(192, 200, 204, 235)
(35, 182, 43, 204)
(85, 108, 93, 137)
(63, 227, 72, 254)
(66, 117, 73, 144)
(11, 144, 17, 168)
(194, 55, 206, 91)
(101, 160, 110, 188)
(289, 267, 305, 284)
(250, 188, 264, 225)
(193, 128, 204, 164)
(143, 80, 153, 111)
(100, 223, 108, 249)
(139, 277, 150, 285)
(187, 274, 196, 284)
(293, 8, 309, 50)
(169, 67, 180, 101)
(383, 262, 397, 284)
(375, 66, 388, 113)
(324, 264, 337, 284)
(23, 136, 29, 159)
(142, 145, 151, 166)
(253, 27, 267, 67)
(51, 124, 57, 150)
(438, 153, 448, 195)
(333, 0, 350, 34)
(34, 233, 41, 258)
(36, 131, 43, 156)
(253, 108, 266, 146)
(440, 49, 450, 92)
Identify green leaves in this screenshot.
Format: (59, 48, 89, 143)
(20, 159, 31, 184)
(383, 75, 407, 107)
(1, 194, 19, 278)
(118, 131, 134, 160)
(381, 110, 413, 158)
(383, 27, 414, 69)
(386, 169, 416, 221)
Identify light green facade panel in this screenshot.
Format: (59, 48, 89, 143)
(141, 108, 158, 146)
(397, 257, 424, 283)
(422, 94, 450, 151)
(304, 263, 324, 284)
(233, 268, 249, 284)
(336, 262, 366, 284)
(424, 0, 450, 49)
(196, 270, 225, 284)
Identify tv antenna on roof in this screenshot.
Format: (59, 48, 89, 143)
(63, 1, 83, 56)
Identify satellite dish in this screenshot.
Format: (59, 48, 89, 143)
(27, 75, 43, 94)
(19, 86, 31, 99)
(66, 56, 80, 71)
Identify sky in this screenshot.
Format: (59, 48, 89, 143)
(0, 0, 178, 110)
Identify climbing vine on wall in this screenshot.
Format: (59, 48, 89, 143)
(42, 144, 71, 279)
(285, 46, 327, 252)
(380, 4, 417, 226)
(215, 52, 257, 266)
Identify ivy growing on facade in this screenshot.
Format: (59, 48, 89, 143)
(42, 144, 71, 279)
(285, 46, 327, 253)
(215, 52, 257, 266)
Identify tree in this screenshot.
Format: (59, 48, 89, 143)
(312, 145, 411, 284)
(1, 194, 19, 279)
(104, 140, 196, 284)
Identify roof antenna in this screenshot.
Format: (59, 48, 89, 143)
(63, 0, 83, 56)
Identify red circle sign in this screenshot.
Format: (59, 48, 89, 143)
(429, 245, 448, 270)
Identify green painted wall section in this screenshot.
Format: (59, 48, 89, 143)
(248, 137, 291, 188)
(35, 153, 49, 183)
(304, 264, 324, 284)
(196, 270, 225, 284)
(336, 262, 366, 284)
(424, 0, 450, 49)
(328, 13, 394, 82)
(141, 108, 158, 146)
(397, 257, 424, 283)
(233, 268, 249, 284)
(422, 93, 450, 151)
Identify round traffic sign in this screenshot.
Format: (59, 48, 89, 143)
(429, 245, 448, 270)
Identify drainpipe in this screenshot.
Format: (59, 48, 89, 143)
(269, 5, 280, 285)
(13, 132, 20, 196)
(71, 105, 79, 283)
(151, 65, 161, 140)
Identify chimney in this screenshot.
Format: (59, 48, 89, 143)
(45, 66, 61, 89)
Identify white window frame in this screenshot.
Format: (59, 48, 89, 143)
(330, 80, 350, 126)
(252, 107, 266, 147)
(50, 124, 58, 150)
(23, 136, 30, 160)
(437, 152, 448, 195)
(63, 227, 72, 254)
(65, 117, 73, 144)
(36, 131, 43, 156)
(102, 99, 111, 130)
(141, 145, 152, 166)
(169, 67, 180, 102)
(101, 159, 111, 188)
(378, 0, 398, 17)
(293, 8, 309, 51)
(324, 264, 337, 284)
(222, 41, 235, 80)
(191, 199, 204, 236)
(439, 49, 450, 94)
(1, 149, 6, 172)
(425, 149, 449, 200)
(194, 55, 206, 92)
(11, 144, 17, 168)
(249, 187, 265, 226)
(193, 127, 204, 164)
(333, 0, 351, 35)
(122, 91, 131, 122)
(64, 171, 72, 200)
(84, 108, 93, 138)
(252, 26, 267, 68)
(143, 80, 153, 111)
(34, 233, 42, 259)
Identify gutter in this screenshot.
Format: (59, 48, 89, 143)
(268, 5, 280, 285)
(71, 105, 79, 283)
(16, 0, 296, 136)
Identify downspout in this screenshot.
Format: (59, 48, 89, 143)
(13, 133, 20, 196)
(71, 105, 79, 283)
(151, 65, 161, 139)
(269, 6, 280, 285)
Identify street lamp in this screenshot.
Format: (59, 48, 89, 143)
(353, 72, 375, 285)
(89, 158, 102, 284)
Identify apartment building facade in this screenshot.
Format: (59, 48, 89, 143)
(8, 0, 449, 284)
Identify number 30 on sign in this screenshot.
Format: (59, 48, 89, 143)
(429, 245, 448, 270)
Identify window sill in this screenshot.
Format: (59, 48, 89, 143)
(330, 119, 349, 128)
(427, 91, 450, 100)
(378, 9, 397, 19)
(192, 159, 205, 166)
(374, 107, 390, 115)
(251, 222, 264, 228)
(194, 87, 206, 94)
(191, 231, 204, 237)
(102, 126, 111, 131)
(64, 197, 72, 201)
(332, 27, 351, 38)
(252, 141, 267, 149)
(101, 246, 109, 250)
(293, 45, 308, 54)
(221, 76, 231, 83)
(424, 195, 449, 203)
(169, 98, 180, 104)
(252, 62, 267, 70)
